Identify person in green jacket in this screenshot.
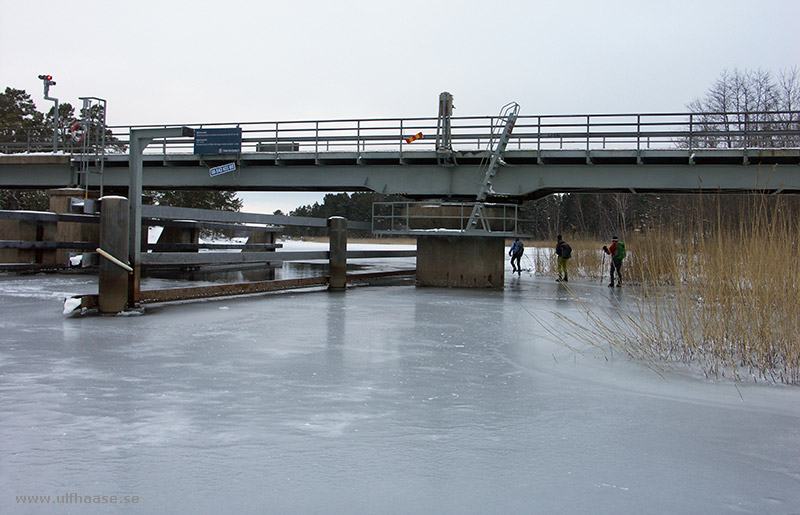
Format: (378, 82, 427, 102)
(602, 236, 626, 287)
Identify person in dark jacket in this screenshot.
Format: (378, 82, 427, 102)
(554, 234, 570, 282)
(509, 238, 524, 276)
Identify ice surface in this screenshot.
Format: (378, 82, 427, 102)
(1, 264, 800, 514)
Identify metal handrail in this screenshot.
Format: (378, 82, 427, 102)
(2, 111, 798, 155)
(372, 201, 521, 236)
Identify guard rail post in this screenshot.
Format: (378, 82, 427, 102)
(328, 216, 347, 291)
(98, 196, 130, 313)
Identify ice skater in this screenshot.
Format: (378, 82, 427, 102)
(602, 236, 626, 287)
(554, 234, 572, 282)
(509, 238, 524, 276)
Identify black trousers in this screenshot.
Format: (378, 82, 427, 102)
(610, 258, 622, 283)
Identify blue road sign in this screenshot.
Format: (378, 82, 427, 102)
(209, 162, 237, 177)
(194, 128, 242, 155)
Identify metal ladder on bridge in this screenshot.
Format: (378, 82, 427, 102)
(73, 97, 107, 198)
(465, 101, 520, 232)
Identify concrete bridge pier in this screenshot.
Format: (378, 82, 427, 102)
(416, 235, 504, 288)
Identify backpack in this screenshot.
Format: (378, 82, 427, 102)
(512, 241, 524, 257)
(614, 241, 626, 260)
(561, 242, 572, 259)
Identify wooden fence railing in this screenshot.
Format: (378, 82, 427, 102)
(1, 199, 416, 314)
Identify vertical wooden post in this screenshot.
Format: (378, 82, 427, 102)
(98, 196, 130, 313)
(328, 216, 347, 291)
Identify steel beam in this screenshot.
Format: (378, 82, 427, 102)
(2, 149, 799, 198)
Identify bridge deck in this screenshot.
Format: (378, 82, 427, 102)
(1, 109, 798, 198)
(1, 148, 797, 199)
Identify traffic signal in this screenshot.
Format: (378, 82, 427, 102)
(38, 74, 56, 97)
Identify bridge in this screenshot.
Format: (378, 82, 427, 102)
(2, 106, 799, 293)
(2, 110, 799, 199)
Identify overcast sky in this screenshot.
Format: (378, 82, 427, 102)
(2, 0, 798, 213)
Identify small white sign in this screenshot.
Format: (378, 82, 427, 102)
(209, 162, 236, 177)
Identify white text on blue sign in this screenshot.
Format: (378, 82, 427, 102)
(209, 162, 236, 177)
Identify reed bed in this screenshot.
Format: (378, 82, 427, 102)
(564, 195, 800, 385)
(517, 238, 607, 281)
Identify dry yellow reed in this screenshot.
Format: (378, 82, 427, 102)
(563, 195, 800, 384)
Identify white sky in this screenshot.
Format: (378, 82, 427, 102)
(2, 0, 798, 213)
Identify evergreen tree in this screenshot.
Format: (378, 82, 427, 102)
(0, 87, 46, 152)
(0, 88, 50, 209)
(0, 190, 50, 211)
(148, 190, 243, 212)
(288, 191, 404, 237)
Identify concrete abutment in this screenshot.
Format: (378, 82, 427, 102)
(416, 235, 504, 288)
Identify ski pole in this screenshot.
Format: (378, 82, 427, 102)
(601, 252, 605, 283)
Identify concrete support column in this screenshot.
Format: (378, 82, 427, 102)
(98, 196, 130, 313)
(245, 229, 276, 280)
(328, 216, 347, 291)
(128, 134, 145, 308)
(47, 188, 88, 266)
(416, 235, 504, 288)
(127, 127, 193, 306)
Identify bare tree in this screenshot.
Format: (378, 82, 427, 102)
(777, 67, 800, 147)
(687, 67, 799, 149)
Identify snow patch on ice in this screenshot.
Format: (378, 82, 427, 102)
(116, 308, 145, 316)
(62, 297, 82, 315)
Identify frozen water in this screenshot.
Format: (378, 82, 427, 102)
(1, 268, 800, 514)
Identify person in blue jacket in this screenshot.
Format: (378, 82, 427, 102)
(509, 238, 524, 276)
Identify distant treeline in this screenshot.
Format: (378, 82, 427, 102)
(519, 192, 800, 240)
(287, 192, 405, 237)
(285, 190, 800, 241)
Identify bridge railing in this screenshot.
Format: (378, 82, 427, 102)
(2, 111, 798, 155)
(373, 201, 521, 237)
(102, 110, 800, 155)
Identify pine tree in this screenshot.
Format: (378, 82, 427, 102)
(0, 88, 49, 209)
(0, 87, 46, 152)
(148, 190, 243, 212)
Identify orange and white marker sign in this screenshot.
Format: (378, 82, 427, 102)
(405, 132, 423, 144)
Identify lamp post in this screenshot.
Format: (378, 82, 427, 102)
(38, 74, 58, 152)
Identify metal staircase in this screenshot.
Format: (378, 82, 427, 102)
(465, 101, 520, 232)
